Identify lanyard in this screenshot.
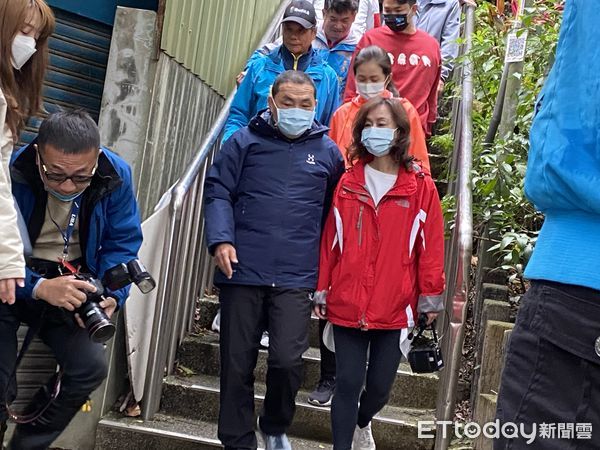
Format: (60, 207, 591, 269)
(48, 193, 83, 263)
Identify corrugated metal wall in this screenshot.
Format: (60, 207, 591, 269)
(136, 52, 224, 217)
(161, 0, 283, 97)
(19, 9, 112, 146)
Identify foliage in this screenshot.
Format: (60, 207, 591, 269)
(440, 1, 562, 275)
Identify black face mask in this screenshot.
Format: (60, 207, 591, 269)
(384, 13, 410, 32)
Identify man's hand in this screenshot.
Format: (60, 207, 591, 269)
(214, 243, 238, 279)
(36, 276, 97, 311)
(460, 0, 476, 7)
(426, 312, 439, 326)
(0, 278, 25, 305)
(74, 296, 117, 329)
(236, 71, 246, 87)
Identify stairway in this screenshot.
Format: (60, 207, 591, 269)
(95, 297, 439, 449)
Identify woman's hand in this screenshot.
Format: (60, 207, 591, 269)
(313, 304, 327, 320)
(425, 312, 438, 326)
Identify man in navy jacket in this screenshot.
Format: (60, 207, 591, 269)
(205, 70, 344, 450)
(0, 110, 142, 450)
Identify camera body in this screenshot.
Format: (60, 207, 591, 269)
(74, 259, 156, 343)
(408, 314, 444, 373)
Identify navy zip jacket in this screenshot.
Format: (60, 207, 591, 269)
(205, 110, 345, 289)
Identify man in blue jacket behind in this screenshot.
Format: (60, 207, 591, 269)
(222, 0, 340, 143)
(0, 110, 142, 450)
(205, 71, 344, 450)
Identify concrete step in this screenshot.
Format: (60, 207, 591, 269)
(95, 411, 331, 450)
(161, 373, 435, 450)
(178, 330, 439, 410)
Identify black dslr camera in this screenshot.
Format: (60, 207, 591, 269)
(408, 313, 444, 373)
(74, 259, 156, 343)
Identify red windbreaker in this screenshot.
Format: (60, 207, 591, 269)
(316, 160, 445, 330)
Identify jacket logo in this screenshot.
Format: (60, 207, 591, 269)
(306, 154, 316, 165)
(396, 199, 410, 208)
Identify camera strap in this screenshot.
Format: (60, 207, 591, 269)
(4, 309, 64, 425)
(46, 193, 83, 265)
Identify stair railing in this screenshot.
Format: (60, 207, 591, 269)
(434, 4, 475, 450)
(141, 0, 289, 421)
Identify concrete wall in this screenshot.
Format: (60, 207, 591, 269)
(99, 7, 225, 219)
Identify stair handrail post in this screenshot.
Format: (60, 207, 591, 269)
(434, 4, 475, 449)
(141, 0, 290, 421)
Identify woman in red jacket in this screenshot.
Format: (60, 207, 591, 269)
(314, 96, 445, 449)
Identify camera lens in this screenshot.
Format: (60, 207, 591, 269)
(79, 301, 115, 343)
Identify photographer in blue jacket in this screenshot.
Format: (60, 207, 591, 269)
(205, 70, 344, 450)
(0, 110, 142, 450)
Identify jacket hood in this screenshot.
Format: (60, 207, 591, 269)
(248, 109, 330, 142)
(11, 140, 123, 203)
(344, 159, 420, 197)
(316, 25, 361, 50)
(266, 45, 328, 70)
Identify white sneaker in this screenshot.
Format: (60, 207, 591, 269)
(351, 422, 376, 450)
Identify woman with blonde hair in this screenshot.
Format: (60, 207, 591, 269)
(0, 0, 55, 304)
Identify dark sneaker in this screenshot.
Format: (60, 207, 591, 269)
(307, 379, 335, 406)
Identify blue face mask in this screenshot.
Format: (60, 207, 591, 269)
(48, 189, 83, 202)
(361, 127, 397, 157)
(274, 101, 315, 138)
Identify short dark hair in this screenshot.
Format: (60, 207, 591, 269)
(38, 110, 100, 154)
(272, 70, 316, 98)
(348, 97, 414, 169)
(324, 0, 359, 14)
(383, 0, 417, 7)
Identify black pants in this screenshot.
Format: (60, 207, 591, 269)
(217, 284, 312, 450)
(331, 325, 402, 450)
(318, 318, 336, 382)
(495, 280, 600, 449)
(0, 299, 108, 450)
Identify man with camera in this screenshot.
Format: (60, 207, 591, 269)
(0, 110, 142, 449)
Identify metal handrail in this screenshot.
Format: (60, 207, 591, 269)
(434, 5, 475, 450)
(141, 0, 289, 420)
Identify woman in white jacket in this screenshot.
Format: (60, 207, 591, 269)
(0, 0, 54, 303)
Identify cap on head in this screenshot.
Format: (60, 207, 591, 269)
(281, 0, 317, 29)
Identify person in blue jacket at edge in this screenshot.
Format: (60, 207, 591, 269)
(495, 1, 600, 448)
(0, 110, 142, 450)
(204, 70, 344, 450)
(222, 0, 340, 144)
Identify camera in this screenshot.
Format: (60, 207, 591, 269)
(74, 259, 156, 343)
(408, 313, 444, 373)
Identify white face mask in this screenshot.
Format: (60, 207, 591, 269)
(357, 81, 386, 100)
(12, 34, 37, 70)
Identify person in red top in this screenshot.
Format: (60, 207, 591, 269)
(313, 96, 445, 448)
(329, 45, 430, 171)
(307, 45, 431, 410)
(344, 0, 442, 136)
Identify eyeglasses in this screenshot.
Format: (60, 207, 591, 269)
(37, 151, 97, 185)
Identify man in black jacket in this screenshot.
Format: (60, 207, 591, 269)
(205, 70, 344, 450)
